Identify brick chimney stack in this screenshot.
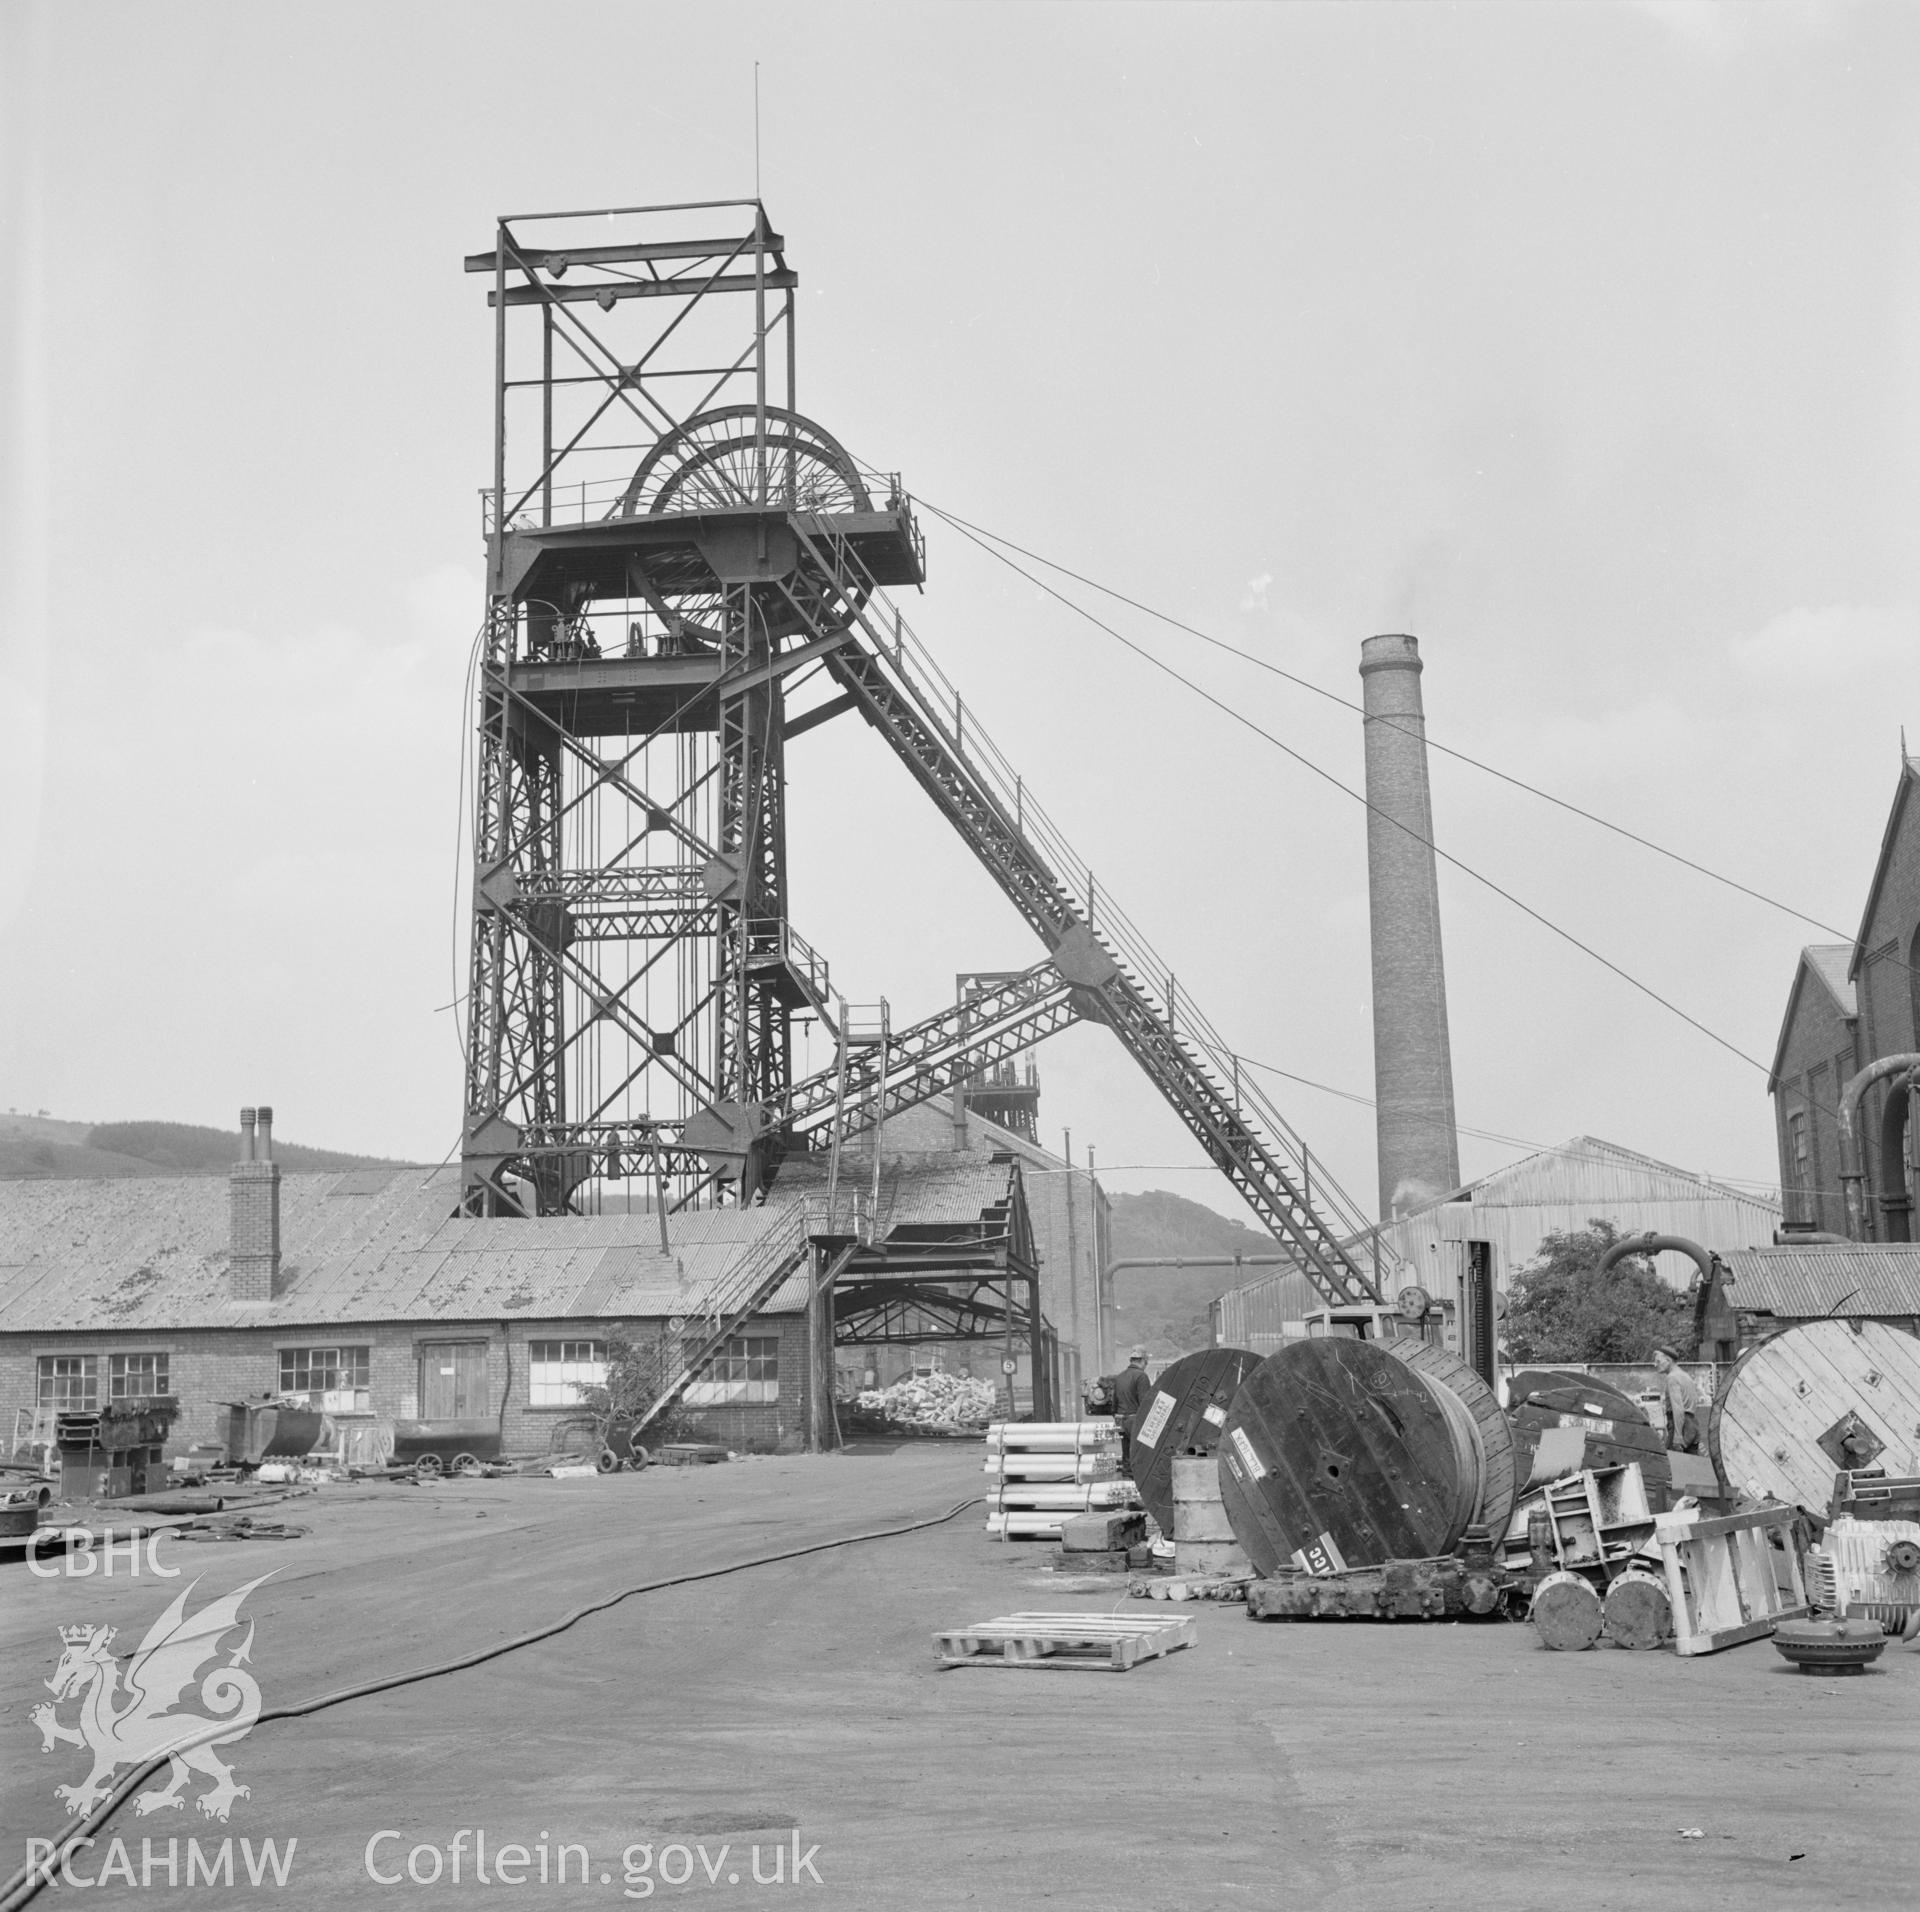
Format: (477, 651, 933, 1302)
(231, 1103, 281, 1301)
(1359, 635, 1462, 1220)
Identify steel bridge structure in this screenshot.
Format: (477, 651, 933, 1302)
(458, 199, 1393, 1320)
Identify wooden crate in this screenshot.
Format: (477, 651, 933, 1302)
(933, 1611, 1197, 1672)
(1653, 1504, 1812, 1656)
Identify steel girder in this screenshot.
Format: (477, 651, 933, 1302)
(773, 524, 1382, 1307)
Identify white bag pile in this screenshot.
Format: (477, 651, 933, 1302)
(856, 1369, 999, 1430)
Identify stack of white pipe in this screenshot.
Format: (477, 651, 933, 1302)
(983, 1420, 1138, 1538)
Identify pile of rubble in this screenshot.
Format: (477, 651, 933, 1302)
(857, 1370, 998, 1430)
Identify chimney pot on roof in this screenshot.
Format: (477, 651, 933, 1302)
(231, 1100, 282, 1302)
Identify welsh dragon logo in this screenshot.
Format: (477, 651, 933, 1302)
(32, 1574, 272, 1821)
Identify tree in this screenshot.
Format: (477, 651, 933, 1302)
(569, 1330, 700, 1457)
(1501, 1220, 1697, 1364)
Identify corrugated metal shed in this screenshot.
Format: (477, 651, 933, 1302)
(1214, 1135, 1784, 1345)
(1720, 1246, 1920, 1321)
(1364, 1135, 1780, 1296)
(1214, 1268, 1322, 1352)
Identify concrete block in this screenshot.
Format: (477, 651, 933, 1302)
(1061, 1510, 1147, 1552)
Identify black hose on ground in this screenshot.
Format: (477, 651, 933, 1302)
(2, 1493, 984, 1910)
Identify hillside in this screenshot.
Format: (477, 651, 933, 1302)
(0, 1111, 411, 1180)
(1104, 1189, 1292, 1358)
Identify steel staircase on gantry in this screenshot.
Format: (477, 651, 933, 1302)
(785, 960, 1078, 1139)
(772, 516, 1391, 1309)
(629, 1205, 814, 1437)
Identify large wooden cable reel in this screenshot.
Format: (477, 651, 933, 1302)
(1125, 1346, 1262, 1537)
(1506, 1367, 1671, 1503)
(1217, 1335, 1516, 1577)
(1709, 1319, 1920, 1513)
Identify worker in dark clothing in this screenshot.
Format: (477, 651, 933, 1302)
(1652, 1347, 1702, 1454)
(1106, 1345, 1154, 1469)
(1111, 1345, 1154, 1423)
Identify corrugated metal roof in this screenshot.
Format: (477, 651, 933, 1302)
(1438, 1135, 1776, 1213)
(0, 1152, 1019, 1336)
(0, 1168, 803, 1332)
(1721, 1246, 1920, 1318)
(765, 1153, 1017, 1233)
(1333, 1136, 1781, 1294)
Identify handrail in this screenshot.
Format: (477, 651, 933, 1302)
(788, 507, 1390, 1282)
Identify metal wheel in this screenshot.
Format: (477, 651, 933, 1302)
(451, 1452, 484, 1478)
(615, 406, 870, 519)
(412, 1452, 444, 1481)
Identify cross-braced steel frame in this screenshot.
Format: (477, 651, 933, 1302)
(459, 201, 912, 1216)
(456, 199, 1396, 1318)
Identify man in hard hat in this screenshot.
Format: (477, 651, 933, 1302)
(1651, 1347, 1702, 1454)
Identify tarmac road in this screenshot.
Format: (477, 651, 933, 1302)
(3, 1445, 1914, 1911)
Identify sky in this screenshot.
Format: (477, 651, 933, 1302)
(2, 0, 1917, 1226)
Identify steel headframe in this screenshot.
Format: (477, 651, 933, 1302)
(458, 200, 920, 1215)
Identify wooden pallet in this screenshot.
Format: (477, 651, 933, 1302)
(933, 1610, 1197, 1671)
(1653, 1503, 1811, 1656)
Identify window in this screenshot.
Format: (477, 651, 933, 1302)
(38, 1355, 97, 1413)
(528, 1340, 607, 1408)
(109, 1352, 170, 1400)
(1788, 1111, 1811, 1224)
(278, 1346, 372, 1414)
(685, 1334, 779, 1406)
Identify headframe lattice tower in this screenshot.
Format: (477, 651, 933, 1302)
(456, 201, 1395, 1314)
(459, 201, 923, 1216)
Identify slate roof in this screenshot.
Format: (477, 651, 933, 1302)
(1769, 944, 1859, 1088)
(1803, 946, 1859, 1019)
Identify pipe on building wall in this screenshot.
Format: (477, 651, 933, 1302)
(1594, 1231, 1718, 1286)
(1837, 1053, 1920, 1241)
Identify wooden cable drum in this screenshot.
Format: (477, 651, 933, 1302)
(1508, 1369, 1642, 1418)
(1378, 1334, 1516, 1544)
(1216, 1335, 1517, 1577)
(1126, 1346, 1262, 1537)
(1505, 1367, 1671, 1504)
(1710, 1319, 1920, 1514)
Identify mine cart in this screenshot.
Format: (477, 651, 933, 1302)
(391, 1418, 503, 1478)
(222, 1399, 326, 1470)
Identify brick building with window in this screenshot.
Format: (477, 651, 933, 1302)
(0, 1163, 819, 1463)
(0, 1127, 1047, 1468)
(1770, 755, 1920, 1240)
